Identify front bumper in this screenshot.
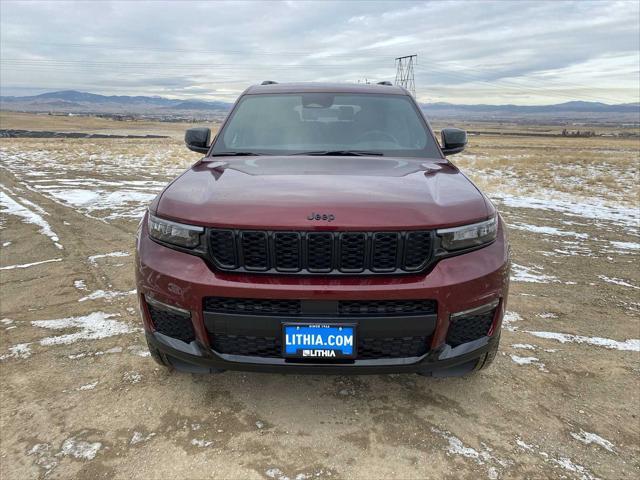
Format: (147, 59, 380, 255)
(147, 329, 499, 376)
(136, 215, 510, 374)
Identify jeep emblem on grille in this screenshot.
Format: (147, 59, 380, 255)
(308, 212, 335, 222)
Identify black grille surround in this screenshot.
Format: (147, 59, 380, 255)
(148, 303, 196, 343)
(203, 297, 437, 361)
(446, 308, 496, 347)
(206, 229, 434, 275)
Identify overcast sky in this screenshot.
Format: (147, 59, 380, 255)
(1, 0, 638, 105)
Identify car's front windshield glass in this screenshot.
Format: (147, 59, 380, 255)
(211, 93, 440, 157)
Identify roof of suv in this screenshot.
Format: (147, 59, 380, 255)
(245, 82, 408, 95)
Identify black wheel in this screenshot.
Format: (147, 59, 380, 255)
(146, 337, 172, 368)
(475, 335, 500, 371)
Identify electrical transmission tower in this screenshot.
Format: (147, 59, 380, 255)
(395, 55, 417, 97)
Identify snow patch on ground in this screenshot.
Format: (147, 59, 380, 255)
(511, 344, 536, 350)
(609, 240, 639, 251)
(128, 345, 151, 357)
(0, 189, 63, 249)
(509, 222, 588, 239)
(74, 279, 87, 290)
(511, 263, 558, 283)
(68, 346, 123, 359)
(77, 381, 99, 391)
(513, 436, 599, 480)
(0, 258, 62, 271)
(190, 438, 213, 448)
(492, 191, 639, 229)
(78, 289, 136, 302)
(123, 371, 142, 384)
(130, 431, 156, 445)
(431, 427, 509, 478)
(527, 331, 640, 352)
(510, 355, 547, 371)
(265, 468, 288, 480)
(58, 437, 101, 460)
(0, 343, 32, 360)
(502, 311, 522, 331)
(31, 312, 135, 346)
(27, 443, 58, 473)
(570, 430, 616, 453)
(515, 438, 535, 451)
(88, 251, 130, 265)
(34, 186, 157, 220)
(551, 457, 599, 480)
(598, 275, 639, 290)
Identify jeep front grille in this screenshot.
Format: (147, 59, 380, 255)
(207, 229, 433, 274)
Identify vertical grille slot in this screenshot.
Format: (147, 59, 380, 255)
(339, 233, 367, 272)
(241, 231, 269, 270)
(209, 230, 237, 268)
(274, 232, 301, 271)
(404, 231, 432, 270)
(371, 232, 400, 271)
(307, 232, 334, 272)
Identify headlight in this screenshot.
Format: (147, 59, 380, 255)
(148, 214, 203, 248)
(437, 215, 497, 251)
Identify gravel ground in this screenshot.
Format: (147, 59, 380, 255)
(1, 125, 638, 480)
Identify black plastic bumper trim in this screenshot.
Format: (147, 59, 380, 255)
(146, 330, 497, 375)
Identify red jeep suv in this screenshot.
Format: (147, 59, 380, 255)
(135, 82, 510, 376)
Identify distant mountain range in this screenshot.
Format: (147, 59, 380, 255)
(421, 100, 639, 114)
(1, 90, 638, 121)
(0, 90, 231, 115)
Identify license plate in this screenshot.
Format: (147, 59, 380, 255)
(283, 323, 356, 359)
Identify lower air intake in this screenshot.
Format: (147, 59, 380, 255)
(446, 308, 496, 347)
(148, 303, 196, 343)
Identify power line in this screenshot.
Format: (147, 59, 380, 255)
(1, 56, 633, 104)
(413, 64, 631, 105)
(2, 40, 633, 103)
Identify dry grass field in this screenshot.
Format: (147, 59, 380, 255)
(1, 111, 638, 479)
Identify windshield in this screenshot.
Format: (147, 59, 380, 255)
(211, 93, 441, 157)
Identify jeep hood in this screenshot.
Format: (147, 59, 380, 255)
(155, 156, 491, 230)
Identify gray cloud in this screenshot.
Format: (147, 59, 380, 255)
(1, 0, 638, 104)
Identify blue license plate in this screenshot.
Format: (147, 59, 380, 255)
(283, 324, 356, 359)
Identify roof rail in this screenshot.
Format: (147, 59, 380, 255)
(261, 80, 278, 85)
(377, 81, 392, 86)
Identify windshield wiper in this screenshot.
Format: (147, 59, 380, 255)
(210, 152, 261, 156)
(291, 150, 384, 156)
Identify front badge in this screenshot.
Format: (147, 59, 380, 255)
(307, 212, 335, 222)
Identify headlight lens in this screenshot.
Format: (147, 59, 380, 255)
(148, 214, 203, 248)
(437, 215, 497, 251)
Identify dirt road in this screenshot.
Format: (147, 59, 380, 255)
(1, 126, 638, 479)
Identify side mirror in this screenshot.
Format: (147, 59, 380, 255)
(185, 127, 211, 154)
(440, 128, 467, 155)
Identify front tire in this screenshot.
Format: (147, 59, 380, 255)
(475, 334, 500, 371)
(146, 337, 172, 368)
